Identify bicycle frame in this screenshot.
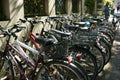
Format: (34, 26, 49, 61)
(3, 39, 40, 79)
(0, 24, 44, 79)
(26, 32, 40, 50)
(14, 39, 40, 64)
(19, 18, 50, 50)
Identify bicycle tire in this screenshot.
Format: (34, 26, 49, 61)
(0, 56, 16, 80)
(0, 53, 4, 70)
(69, 46, 98, 80)
(100, 33, 112, 46)
(90, 45, 105, 73)
(36, 60, 88, 80)
(99, 39, 111, 64)
(100, 30, 114, 42)
(2, 54, 26, 80)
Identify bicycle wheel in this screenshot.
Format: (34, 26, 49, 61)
(0, 51, 4, 70)
(0, 56, 16, 80)
(4, 57, 24, 80)
(90, 46, 105, 73)
(100, 30, 114, 43)
(0, 51, 15, 79)
(99, 39, 111, 64)
(36, 60, 88, 80)
(69, 46, 98, 80)
(0, 57, 5, 79)
(100, 33, 112, 46)
(0, 54, 26, 80)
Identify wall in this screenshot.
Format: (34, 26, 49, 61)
(0, 0, 85, 26)
(0, 0, 85, 49)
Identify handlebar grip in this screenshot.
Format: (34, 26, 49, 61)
(0, 25, 5, 31)
(33, 20, 45, 24)
(0, 34, 5, 38)
(19, 18, 27, 23)
(43, 30, 54, 35)
(20, 18, 45, 24)
(17, 26, 26, 29)
(13, 24, 26, 29)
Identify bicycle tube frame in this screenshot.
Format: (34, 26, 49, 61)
(14, 40, 39, 54)
(2, 44, 28, 79)
(27, 32, 40, 50)
(4, 39, 42, 79)
(9, 40, 39, 67)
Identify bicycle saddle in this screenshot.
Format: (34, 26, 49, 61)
(73, 22, 86, 26)
(35, 37, 54, 46)
(91, 18, 103, 22)
(50, 29, 71, 37)
(89, 20, 97, 24)
(64, 24, 79, 30)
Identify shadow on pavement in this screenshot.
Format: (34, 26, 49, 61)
(96, 27, 120, 80)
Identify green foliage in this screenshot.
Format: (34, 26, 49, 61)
(24, 0, 46, 17)
(72, 0, 79, 13)
(85, 0, 95, 14)
(55, 0, 66, 14)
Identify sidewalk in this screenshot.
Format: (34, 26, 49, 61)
(96, 25, 120, 80)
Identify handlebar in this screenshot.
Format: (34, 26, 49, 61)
(19, 17, 45, 24)
(0, 34, 5, 38)
(0, 24, 26, 38)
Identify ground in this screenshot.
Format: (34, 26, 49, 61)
(96, 24, 120, 80)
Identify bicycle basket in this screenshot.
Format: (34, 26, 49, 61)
(71, 32, 98, 46)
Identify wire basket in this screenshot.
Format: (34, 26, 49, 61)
(77, 28, 99, 36)
(71, 29, 98, 46)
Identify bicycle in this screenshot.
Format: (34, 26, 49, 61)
(49, 17, 105, 74)
(0, 24, 88, 80)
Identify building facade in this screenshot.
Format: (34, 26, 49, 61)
(0, 0, 85, 26)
